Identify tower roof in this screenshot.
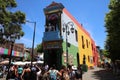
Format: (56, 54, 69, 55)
(44, 1, 64, 14)
(46, 1, 64, 8)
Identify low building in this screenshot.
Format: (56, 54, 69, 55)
(0, 43, 25, 61)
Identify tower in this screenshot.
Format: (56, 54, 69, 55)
(43, 2, 64, 69)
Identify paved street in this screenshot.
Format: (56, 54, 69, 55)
(83, 67, 119, 80)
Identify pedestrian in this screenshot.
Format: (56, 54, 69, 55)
(17, 65, 23, 80)
(60, 65, 69, 80)
(6, 64, 18, 80)
(21, 64, 31, 80)
(45, 64, 49, 72)
(3, 65, 7, 78)
(75, 65, 82, 80)
(36, 65, 42, 80)
(47, 65, 61, 80)
(31, 64, 38, 80)
(68, 65, 76, 80)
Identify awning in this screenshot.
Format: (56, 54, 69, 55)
(0, 47, 23, 57)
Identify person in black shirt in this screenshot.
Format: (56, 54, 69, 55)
(75, 65, 82, 80)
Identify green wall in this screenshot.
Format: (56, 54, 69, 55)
(62, 41, 79, 66)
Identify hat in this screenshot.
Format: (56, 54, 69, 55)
(72, 66, 77, 70)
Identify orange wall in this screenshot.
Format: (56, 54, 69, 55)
(91, 39, 99, 67)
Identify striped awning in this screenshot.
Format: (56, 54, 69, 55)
(0, 47, 23, 57)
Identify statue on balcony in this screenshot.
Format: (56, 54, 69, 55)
(45, 23, 56, 32)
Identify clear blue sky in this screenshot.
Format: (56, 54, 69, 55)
(15, 0, 110, 49)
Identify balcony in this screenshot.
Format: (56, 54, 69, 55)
(43, 31, 62, 42)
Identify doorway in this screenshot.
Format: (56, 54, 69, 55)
(49, 50, 57, 67)
(44, 48, 62, 69)
(77, 53, 80, 66)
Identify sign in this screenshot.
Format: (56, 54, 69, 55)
(43, 41, 62, 49)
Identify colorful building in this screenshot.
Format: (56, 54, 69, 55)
(0, 47, 23, 57)
(0, 43, 25, 61)
(42, 2, 99, 69)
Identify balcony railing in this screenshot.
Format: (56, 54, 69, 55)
(43, 31, 62, 41)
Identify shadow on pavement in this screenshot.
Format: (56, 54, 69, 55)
(92, 69, 119, 80)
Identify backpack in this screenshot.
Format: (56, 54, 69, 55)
(49, 70, 57, 80)
(75, 70, 82, 79)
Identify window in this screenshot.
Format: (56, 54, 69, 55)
(86, 39, 88, 48)
(75, 30, 78, 42)
(83, 55, 86, 64)
(91, 44, 93, 50)
(90, 56, 93, 63)
(88, 56, 90, 62)
(81, 36, 85, 49)
(93, 57, 95, 63)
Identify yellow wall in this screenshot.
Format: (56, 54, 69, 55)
(77, 25, 94, 67)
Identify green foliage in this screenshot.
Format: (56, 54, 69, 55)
(27, 53, 31, 61)
(0, 0, 26, 43)
(102, 49, 109, 57)
(105, 0, 120, 61)
(35, 43, 43, 53)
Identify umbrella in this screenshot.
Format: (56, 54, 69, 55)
(0, 60, 9, 65)
(37, 61, 44, 64)
(13, 61, 26, 66)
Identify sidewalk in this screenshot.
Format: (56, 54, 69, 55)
(83, 67, 119, 80)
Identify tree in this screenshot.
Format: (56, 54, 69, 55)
(35, 43, 43, 53)
(101, 49, 109, 58)
(105, 0, 120, 61)
(0, 0, 25, 44)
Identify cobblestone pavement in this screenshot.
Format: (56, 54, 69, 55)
(83, 67, 119, 80)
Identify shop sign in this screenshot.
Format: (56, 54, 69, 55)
(44, 41, 62, 49)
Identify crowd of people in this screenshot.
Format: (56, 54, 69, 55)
(4, 63, 83, 80)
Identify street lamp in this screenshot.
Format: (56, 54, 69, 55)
(26, 20, 36, 66)
(7, 35, 15, 78)
(63, 21, 74, 67)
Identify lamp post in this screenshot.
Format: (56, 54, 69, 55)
(26, 20, 36, 66)
(6, 33, 20, 79)
(7, 38, 15, 79)
(63, 21, 74, 67)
